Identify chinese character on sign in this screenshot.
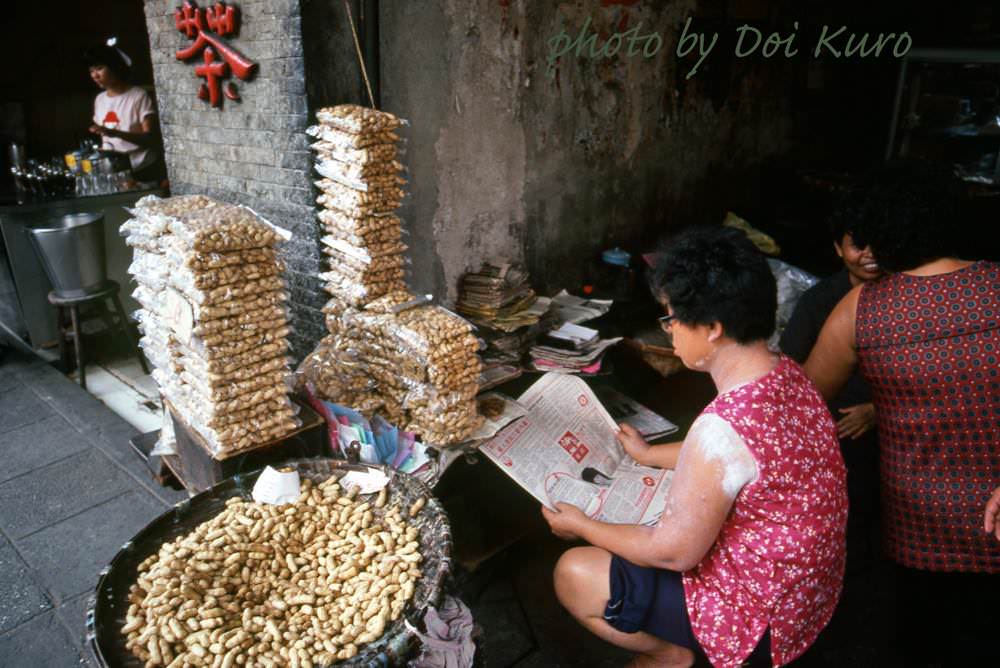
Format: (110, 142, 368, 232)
(558, 431, 590, 463)
(174, 1, 257, 107)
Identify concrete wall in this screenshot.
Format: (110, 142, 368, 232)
(141, 0, 814, 356)
(142, 0, 324, 358)
(382, 0, 803, 301)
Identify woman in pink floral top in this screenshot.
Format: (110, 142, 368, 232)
(542, 227, 848, 668)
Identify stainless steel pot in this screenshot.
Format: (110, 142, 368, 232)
(26, 212, 108, 297)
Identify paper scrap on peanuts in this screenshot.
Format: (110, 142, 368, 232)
(252, 465, 301, 505)
(341, 468, 391, 494)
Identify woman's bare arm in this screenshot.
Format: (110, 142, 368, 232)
(553, 415, 756, 571)
(803, 285, 861, 400)
(617, 423, 683, 469)
(90, 114, 159, 148)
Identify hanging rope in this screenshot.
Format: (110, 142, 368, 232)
(343, 0, 376, 109)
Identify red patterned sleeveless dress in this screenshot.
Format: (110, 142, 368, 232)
(683, 356, 847, 667)
(855, 260, 1000, 572)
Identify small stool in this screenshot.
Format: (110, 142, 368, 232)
(48, 280, 149, 390)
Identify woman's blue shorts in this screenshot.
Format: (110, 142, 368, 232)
(603, 554, 771, 663)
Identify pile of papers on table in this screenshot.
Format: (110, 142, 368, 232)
(549, 290, 613, 324)
(457, 263, 552, 364)
(456, 263, 543, 329)
(529, 322, 622, 374)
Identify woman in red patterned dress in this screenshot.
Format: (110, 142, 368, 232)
(805, 162, 1000, 666)
(542, 227, 847, 668)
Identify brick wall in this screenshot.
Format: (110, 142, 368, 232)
(142, 0, 324, 359)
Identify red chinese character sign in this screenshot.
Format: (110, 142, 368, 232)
(174, 1, 257, 107)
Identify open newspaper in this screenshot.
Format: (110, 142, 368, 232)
(481, 373, 674, 526)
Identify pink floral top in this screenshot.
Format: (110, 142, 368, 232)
(683, 356, 848, 667)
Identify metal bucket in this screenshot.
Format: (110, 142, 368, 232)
(26, 212, 108, 298)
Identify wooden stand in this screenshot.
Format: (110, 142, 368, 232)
(128, 430, 182, 489)
(162, 397, 328, 495)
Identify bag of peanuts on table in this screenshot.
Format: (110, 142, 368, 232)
(121, 194, 299, 458)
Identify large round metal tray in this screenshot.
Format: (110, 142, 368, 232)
(86, 458, 452, 667)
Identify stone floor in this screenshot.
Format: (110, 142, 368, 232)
(0, 345, 906, 667)
(0, 348, 188, 667)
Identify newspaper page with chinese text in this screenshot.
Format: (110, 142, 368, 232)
(481, 373, 673, 526)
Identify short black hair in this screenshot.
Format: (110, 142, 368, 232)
(829, 205, 865, 247)
(828, 161, 960, 272)
(651, 226, 777, 343)
(84, 44, 131, 83)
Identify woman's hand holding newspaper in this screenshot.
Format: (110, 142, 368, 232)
(617, 423, 651, 465)
(542, 503, 588, 540)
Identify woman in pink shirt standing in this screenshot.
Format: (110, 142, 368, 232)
(84, 40, 164, 183)
(542, 227, 848, 668)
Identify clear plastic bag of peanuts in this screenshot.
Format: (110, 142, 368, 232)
(180, 367, 293, 404)
(315, 157, 404, 186)
(175, 338, 292, 377)
(295, 335, 378, 402)
(316, 178, 405, 209)
(366, 357, 427, 394)
(314, 104, 407, 134)
(121, 229, 162, 252)
(186, 325, 293, 361)
(194, 318, 291, 348)
(311, 139, 401, 165)
(192, 304, 291, 336)
(156, 372, 300, 455)
(306, 124, 402, 150)
(127, 249, 171, 290)
(164, 243, 280, 272)
(123, 195, 221, 250)
(167, 203, 291, 252)
(196, 396, 298, 430)
(174, 274, 288, 305)
(321, 262, 408, 287)
(321, 238, 410, 271)
(403, 382, 480, 412)
(426, 358, 484, 393)
(134, 193, 220, 221)
(316, 208, 404, 236)
(378, 305, 479, 360)
(320, 272, 408, 306)
(316, 196, 401, 220)
(160, 370, 292, 416)
(138, 336, 180, 374)
(123, 193, 220, 237)
(319, 226, 405, 252)
(194, 289, 291, 322)
(314, 161, 407, 193)
(182, 352, 293, 387)
(188, 408, 301, 456)
(407, 407, 485, 447)
(170, 259, 286, 293)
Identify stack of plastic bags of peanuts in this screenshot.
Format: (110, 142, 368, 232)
(308, 104, 409, 312)
(122, 194, 300, 456)
(302, 105, 484, 447)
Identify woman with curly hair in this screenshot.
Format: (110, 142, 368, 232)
(543, 226, 847, 668)
(805, 161, 1000, 666)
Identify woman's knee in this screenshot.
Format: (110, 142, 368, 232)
(553, 547, 611, 611)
